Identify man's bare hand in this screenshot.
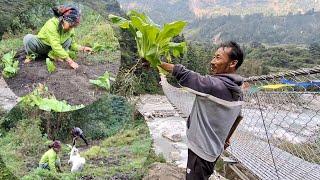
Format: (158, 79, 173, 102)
(159, 62, 174, 73)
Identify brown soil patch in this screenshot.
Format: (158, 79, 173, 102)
(143, 162, 185, 180)
(5, 52, 120, 105)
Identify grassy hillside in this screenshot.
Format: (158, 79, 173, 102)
(117, 0, 193, 24)
(168, 41, 320, 78)
(0, 106, 164, 179)
(0, 0, 56, 40)
(186, 12, 320, 45)
(0, 1, 164, 179)
(118, 0, 320, 45)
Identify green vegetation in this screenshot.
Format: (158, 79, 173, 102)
(0, 108, 164, 179)
(109, 10, 187, 68)
(0, 50, 19, 78)
(0, 1, 166, 179)
(21, 85, 84, 112)
(0, 65, 157, 178)
(0, 38, 22, 57)
(168, 41, 319, 78)
(76, 7, 120, 63)
(92, 42, 115, 53)
(0, 156, 17, 180)
(187, 12, 320, 45)
(1, 94, 133, 141)
(45, 58, 56, 73)
(109, 10, 187, 96)
(0, 2, 120, 65)
(0, 0, 56, 39)
(118, 1, 320, 45)
(278, 141, 320, 164)
(118, 0, 320, 24)
(172, 40, 213, 75)
(0, 118, 48, 178)
(89, 71, 112, 90)
(118, 0, 193, 25)
(239, 43, 320, 76)
(80, 116, 165, 179)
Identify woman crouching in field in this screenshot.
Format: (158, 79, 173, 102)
(23, 4, 92, 69)
(39, 140, 62, 172)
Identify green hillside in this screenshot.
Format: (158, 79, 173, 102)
(0, 1, 163, 179)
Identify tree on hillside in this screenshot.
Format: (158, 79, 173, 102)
(187, 12, 320, 44)
(238, 60, 270, 77)
(309, 43, 320, 60)
(0, 0, 55, 36)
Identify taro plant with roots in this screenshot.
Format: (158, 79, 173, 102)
(109, 11, 187, 74)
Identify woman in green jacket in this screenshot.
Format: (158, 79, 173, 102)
(23, 5, 92, 69)
(39, 140, 62, 172)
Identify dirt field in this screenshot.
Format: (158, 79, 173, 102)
(5, 51, 120, 105)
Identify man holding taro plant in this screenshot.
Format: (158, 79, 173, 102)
(160, 41, 244, 179)
(110, 11, 244, 180)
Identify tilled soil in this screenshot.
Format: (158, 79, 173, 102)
(4, 52, 120, 105)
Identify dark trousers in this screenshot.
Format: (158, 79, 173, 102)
(23, 34, 71, 55)
(72, 134, 89, 146)
(186, 149, 218, 180)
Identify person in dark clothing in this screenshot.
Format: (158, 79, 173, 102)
(71, 127, 89, 146)
(160, 41, 245, 180)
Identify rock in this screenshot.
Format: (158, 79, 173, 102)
(174, 113, 180, 117)
(172, 143, 188, 150)
(209, 171, 228, 180)
(170, 151, 181, 161)
(144, 112, 153, 118)
(162, 131, 182, 142)
(0, 77, 19, 112)
(143, 162, 185, 180)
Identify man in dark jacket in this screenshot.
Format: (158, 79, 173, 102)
(160, 41, 245, 180)
(71, 127, 89, 146)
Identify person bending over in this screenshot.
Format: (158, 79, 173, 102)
(23, 4, 92, 69)
(71, 127, 89, 146)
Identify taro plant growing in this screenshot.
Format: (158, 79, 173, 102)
(0, 50, 19, 78)
(90, 71, 114, 90)
(92, 42, 107, 52)
(21, 84, 84, 112)
(108, 11, 187, 73)
(91, 42, 115, 53)
(19, 84, 84, 139)
(45, 58, 56, 73)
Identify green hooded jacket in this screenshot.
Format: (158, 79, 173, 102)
(37, 17, 80, 60)
(39, 148, 60, 172)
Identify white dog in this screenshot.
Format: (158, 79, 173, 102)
(67, 145, 86, 172)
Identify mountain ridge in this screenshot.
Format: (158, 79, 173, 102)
(117, 0, 320, 44)
(118, 0, 320, 21)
